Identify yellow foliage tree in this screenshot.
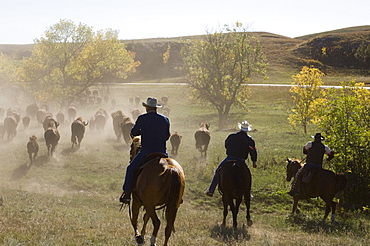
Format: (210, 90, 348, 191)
(288, 66, 326, 134)
(18, 19, 140, 105)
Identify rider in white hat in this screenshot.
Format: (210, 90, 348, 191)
(205, 120, 258, 197)
(120, 97, 170, 204)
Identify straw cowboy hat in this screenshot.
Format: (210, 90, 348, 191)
(238, 121, 252, 132)
(142, 97, 162, 108)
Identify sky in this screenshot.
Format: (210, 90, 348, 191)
(1, 0, 369, 44)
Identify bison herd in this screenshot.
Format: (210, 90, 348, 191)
(0, 94, 212, 166)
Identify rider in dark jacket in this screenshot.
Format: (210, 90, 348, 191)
(120, 97, 170, 204)
(288, 133, 334, 196)
(205, 121, 257, 197)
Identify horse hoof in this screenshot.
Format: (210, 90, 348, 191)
(135, 235, 144, 245)
(247, 220, 253, 227)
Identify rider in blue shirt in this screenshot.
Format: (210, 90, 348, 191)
(120, 97, 170, 204)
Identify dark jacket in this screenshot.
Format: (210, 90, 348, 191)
(131, 111, 170, 153)
(225, 131, 257, 161)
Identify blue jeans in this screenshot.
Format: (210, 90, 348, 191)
(304, 162, 322, 171)
(208, 156, 246, 193)
(123, 151, 148, 193)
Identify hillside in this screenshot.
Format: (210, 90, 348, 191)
(1, 26, 370, 83)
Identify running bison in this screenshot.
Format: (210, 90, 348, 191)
(71, 117, 88, 148)
(44, 121, 60, 156)
(195, 123, 211, 158)
(170, 132, 182, 157)
(27, 135, 39, 164)
(3, 115, 18, 140)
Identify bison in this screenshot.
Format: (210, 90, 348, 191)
(71, 117, 88, 148)
(22, 116, 30, 130)
(56, 111, 65, 127)
(36, 109, 47, 126)
(3, 116, 18, 140)
(67, 106, 77, 123)
(195, 123, 211, 158)
(26, 103, 38, 119)
(170, 132, 182, 157)
(44, 121, 60, 156)
(42, 115, 59, 131)
(119, 119, 134, 146)
(27, 135, 39, 164)
(111, 110, 131, 141)
(94, 108, 108, 132)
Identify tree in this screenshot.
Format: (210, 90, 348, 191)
(317, 81, 370, 207)
(0, 54, 21, 105)
(354, 41, 370, 74)
(18, 19, 139, 105)
(288, 66, 326, 134)
(180, 23, 267, 129)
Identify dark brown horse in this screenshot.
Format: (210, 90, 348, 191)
(286, 158, 347, 222)
(129, 136, 185, 246)
(218, 160, 253, 228)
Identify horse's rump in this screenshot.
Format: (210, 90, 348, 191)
(302, 169, 346, 198)
(134, 157, 185, 208)
(218, 160, 251, 198)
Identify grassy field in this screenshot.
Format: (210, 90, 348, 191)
(0, 84, 369, 245)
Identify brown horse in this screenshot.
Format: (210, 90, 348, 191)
(129, 136, 185, 246)
(218, 160, 253, 228)
(286, 158, 347, 222)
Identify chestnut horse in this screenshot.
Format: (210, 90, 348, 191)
(218, 160, 253, 228)
(286, 158, 347, 222)
(129, 136, 185, 246)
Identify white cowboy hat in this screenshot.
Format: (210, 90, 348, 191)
(238, 121, 252, 132)
(312, 133, 325, 141)
(142, 97, 162, 108)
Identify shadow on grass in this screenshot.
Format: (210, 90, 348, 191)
(10, 155, 49, 180)
(61, 147, 79, 155)
(286, 213, 364, 235)
(211, 223, 251, 243)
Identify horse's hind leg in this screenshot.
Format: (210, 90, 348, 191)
(232, 198, 242, 228)
(146, 207, 160, 246)
(164, 208, 178, 246)
(244, 194, 253, 226)
(323, 200, 337, 223)
(221, 196, 229, 227)
(140, 212, 150, 240)
(131, 200, 143, 245)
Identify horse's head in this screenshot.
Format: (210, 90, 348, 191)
(286, 158, 302, 182)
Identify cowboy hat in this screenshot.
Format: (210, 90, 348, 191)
(238, 121, 252, 132)
(142, 97, 162, 108)
(312, 133, 325, 141)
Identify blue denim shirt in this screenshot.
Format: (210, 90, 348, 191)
(131, 111, 170, 154)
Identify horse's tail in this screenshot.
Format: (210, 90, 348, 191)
(165, 166, 185, 232)
(335, 173, 347, 196)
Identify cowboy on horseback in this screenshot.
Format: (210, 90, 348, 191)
(120, 97, 171, 204)
(204, 121, 257, 197)
(288, 133, 334, 196)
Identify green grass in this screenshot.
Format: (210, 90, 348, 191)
(0, 84, 369, 245)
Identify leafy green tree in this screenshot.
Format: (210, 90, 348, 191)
(180, 22, 267, 129)
(18, 19, 139, 105)
(354, 41, 370, 74)
(288, 66, 326, 134)
(317, 81, 370, 207)
(0, 53, 21, 104)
